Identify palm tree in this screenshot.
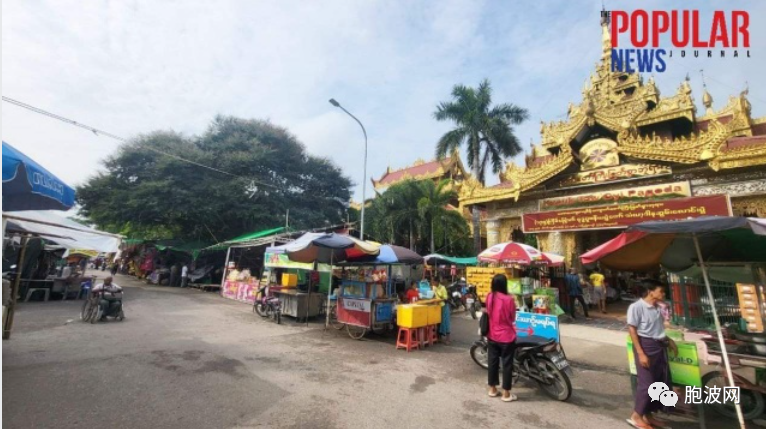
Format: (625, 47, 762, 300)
(434, 78, 528, 253)
(416, 180, 457, 254)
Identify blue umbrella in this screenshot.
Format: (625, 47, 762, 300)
(3, 141, 76, 211)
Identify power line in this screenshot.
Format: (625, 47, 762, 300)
(2, 96, 282, 190)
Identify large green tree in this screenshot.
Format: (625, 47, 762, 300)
(77, 116, 352, 242)
(434, 79, 528, 253)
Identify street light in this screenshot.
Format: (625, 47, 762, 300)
(329, 98, 368, 240)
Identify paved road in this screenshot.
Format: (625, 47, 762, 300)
(3, 274, 736, 429)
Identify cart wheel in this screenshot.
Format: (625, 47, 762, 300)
(329, 306, 344, 330)
(346, 324, 366, 340)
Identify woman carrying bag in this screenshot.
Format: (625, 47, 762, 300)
(484, 274, 518, 402)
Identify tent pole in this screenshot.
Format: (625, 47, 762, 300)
(4, 235, 29, 340)
(693, 233, 745, 429)
(221, 247, 232, 294)
(325, 254, 334, 330)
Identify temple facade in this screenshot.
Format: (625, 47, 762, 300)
(457, 19, 766, 265)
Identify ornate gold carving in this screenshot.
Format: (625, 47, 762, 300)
(618, 118, 730, 164)
(732, 195, 766, 217)
(710, 138, 766, 171)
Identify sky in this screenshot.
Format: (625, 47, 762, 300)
(3, 0, 766, 204)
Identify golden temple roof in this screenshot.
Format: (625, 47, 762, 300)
(456, 18, 766, 207)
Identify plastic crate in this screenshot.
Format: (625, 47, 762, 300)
(398, 304, 427, 328)
(426, 304, 442, 325)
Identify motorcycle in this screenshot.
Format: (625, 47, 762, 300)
(446, 281, 480, 318)
(253, 285, 282, 325)
(470, 334, 573, 401)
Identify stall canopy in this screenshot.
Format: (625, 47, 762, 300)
(206, 226, 287, 251)
(478, 241, 564, 266)
(580, 216, 766, 428)
(423, 254, 477, 266)
(282, 233, 380, 264)
(2, 141, 76, 211)
(3, 210, 122, 253)
(581, 217, 766, 272)
(347, 244, 423, 265)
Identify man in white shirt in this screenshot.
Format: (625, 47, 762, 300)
(93, 277, 123, 321)
(181, 264, 189, 288)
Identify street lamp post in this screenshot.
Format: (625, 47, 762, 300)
(329, 98, 368, 240)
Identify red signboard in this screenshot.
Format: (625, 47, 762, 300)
(522, 195, 731, 233)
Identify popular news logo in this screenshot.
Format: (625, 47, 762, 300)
(604, 10, 751, 73)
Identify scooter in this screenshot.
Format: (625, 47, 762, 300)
(470, 333, 573, 401)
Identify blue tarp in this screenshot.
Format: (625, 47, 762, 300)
(2, 141, 76, 211)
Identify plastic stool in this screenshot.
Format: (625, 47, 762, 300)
(396, 327, 420, 352)
(426, 325, 438, 346)
(533, 308, 549, 314)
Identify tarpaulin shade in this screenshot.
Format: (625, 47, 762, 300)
(346, 245, 423, 265)
(580, 216, 766, 272)
(423, 254, 478, 266)
(2, 141, 76, 211)
(225, 226, 286, 244)
(278, 232, 380, 264)
(3, 211, 122, 253)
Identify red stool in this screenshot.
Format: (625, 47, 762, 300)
(396, 327, 420, 352)
(534, 308, 549, 314)
(426, 325, 438, 346)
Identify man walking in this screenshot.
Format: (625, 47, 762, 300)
(590, 267, 607, 314)
(565, 268, 589, 319)
(180, 263, 189, 288)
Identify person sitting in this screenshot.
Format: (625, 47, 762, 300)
(92, 276, 123, 321)
(405, 282, 420, 303)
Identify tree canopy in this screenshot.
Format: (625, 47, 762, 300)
(434, 78, 528, 252)
(77, 116, 352, 242)
(364, 179, 472, 256)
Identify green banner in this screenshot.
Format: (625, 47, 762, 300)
(627, 336, 702, 387)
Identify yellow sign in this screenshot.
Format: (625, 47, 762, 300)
(558, 163, 672, 189)
(68, 249, 100, 258)
(580, 138, 619, 170)
(540, 181, 691, 211)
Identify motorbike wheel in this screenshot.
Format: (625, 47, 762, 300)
(470, 343, 490, 369)
(702, 371, 765, 420)
(254, 302, 268, 318)
(471, 301, 482, 320)
(536, 358, 572, 401)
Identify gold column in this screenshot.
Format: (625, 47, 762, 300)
(486, 220, 500, 248)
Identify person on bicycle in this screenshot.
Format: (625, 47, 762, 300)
(92, 276, 123, 321)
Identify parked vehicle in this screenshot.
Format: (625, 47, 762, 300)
(470, 334, 573, 401)
(253, 285, 281, 325)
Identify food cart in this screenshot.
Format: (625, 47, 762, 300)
(335, 245, 424, 340)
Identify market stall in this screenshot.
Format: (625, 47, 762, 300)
(332, 244, 424, 339)
(281, 232, 381, 327)
(582, 216, 766, 428)
(475, 241, 566, 316)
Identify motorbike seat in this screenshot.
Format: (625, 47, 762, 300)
(515, 335, 555, 350)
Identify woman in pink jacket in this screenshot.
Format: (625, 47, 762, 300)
(486, 274, 518, 402)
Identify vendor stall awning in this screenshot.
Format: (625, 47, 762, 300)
(3, 210, 122, 253)
(423, 254, 478, 266)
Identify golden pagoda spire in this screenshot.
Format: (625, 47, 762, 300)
(700, 70, 714, 115)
